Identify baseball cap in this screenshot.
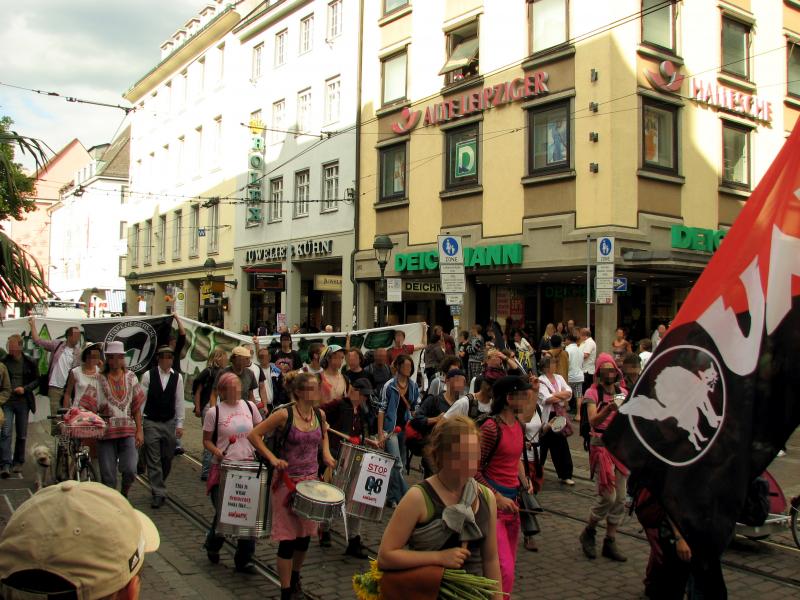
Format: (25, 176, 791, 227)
(0, 481, 159, 599)
(492, 375, 532, 403)
(232, 346, 251, 358)
(350, 378, 374, 397)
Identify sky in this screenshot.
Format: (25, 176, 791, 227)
(0, 0, 201, 169)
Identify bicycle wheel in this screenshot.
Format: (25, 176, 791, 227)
(54, 442, 71, 482)
(77, 458, 98, 483)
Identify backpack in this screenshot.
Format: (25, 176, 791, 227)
(211, 400, 256, 445)
(466, 393, 482, 420)
(264, 402, 324, 463)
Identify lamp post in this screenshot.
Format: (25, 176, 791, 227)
(373, 235, 393, 327)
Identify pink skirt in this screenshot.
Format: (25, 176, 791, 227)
(270, 473, 320, 542)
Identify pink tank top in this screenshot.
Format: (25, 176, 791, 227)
(284, 416, 322, 478)
(483, 421, 524, 489)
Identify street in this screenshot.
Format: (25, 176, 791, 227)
(2, 397, 799, 599)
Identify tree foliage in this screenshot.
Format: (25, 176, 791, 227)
(0, 116, 40, 221)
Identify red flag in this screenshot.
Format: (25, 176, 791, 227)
(604, 120, 800, 561)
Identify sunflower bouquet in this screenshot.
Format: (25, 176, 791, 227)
(353, 561, 501, 600)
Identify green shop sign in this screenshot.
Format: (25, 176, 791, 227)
(671, 225, 727, 253)
(395, 243, 523, 272)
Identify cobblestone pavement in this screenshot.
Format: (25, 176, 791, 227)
(2, 406, 799, 599)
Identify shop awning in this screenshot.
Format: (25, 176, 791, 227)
(438, 38, 479, 75)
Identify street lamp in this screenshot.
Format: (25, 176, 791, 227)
(373, 235, 393, 327)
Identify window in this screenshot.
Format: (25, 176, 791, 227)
(195, 126, 203, 174)
(158, 215, 166, 261)
(445, 123, 479, 189)
(208, 203, 219, 253)
(143, 219, 152, 265)
(189, 204, 199, 255)
(181, 70, 188, 105)
(269, 177, 284, 221)
(383, 0, 408, 15)
(722, 122, 750, 188)
(530, 0, 568, 54)
(441, 22, 479, 85)
(217, 43, 225, 81)
(642, 0, 675, 51)
(272, 100, 285, 143)
(172, 210, 182, 259)
(275, 29, 287, 66)
(120, 185, 129, 204)
(328, 0, 342, 39)
(642, 99, 678, 173)
(322, 162, 339, 211)
(177, 136, 185, 180)
(788, 42, 800, 98)
(198, 57, 205, 92)
(294, 170, 310, 217)
(131, 224, 139, 266)
(300, 15, 314, 53)
(528, 101, 570, 174)
(325, 77, 341, 123)
(297, 89, 312, 133)
(379, 143, 407, 201)
(213, 117, 222, 163)
(382, 51, 407, 105)
(119, 221, 128, 240)
(721, 16, 750, 80)
(252, 43, 263, 79)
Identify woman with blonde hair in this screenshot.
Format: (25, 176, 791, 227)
(193, 348, 229, 481)
(248, 371, 336, 600)
(378, 415, 501, 599)
(539, 323, 555, 355)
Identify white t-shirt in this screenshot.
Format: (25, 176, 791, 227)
(639, 351, 653, 368)
(538, 373, 571, 424)
(579, 338, 597, 374)
(70, 366, 101, 406)
(202, 400, 263, 463)
(51, 348, 76, 388)
(443, 393, 490, 419)
(525, 410, 544, 462)
(565, 343, 583, 383)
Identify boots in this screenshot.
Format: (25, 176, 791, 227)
(579, 526, 597, 559)
(602, 536, 627, 562)
(345, 535, 369, 559)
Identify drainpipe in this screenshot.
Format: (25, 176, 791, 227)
(349, 0, 365, 329)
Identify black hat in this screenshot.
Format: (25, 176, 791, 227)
(492, 375, 532, 403)
(156, 345, 174, 356)
(350, 378, 374, 397)
(445, 368, 466, 380)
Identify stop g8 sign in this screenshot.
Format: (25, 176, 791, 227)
(353, 453, 394, 508)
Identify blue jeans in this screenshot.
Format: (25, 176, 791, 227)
(97, 436, 138, 495)
(1, 400, 29, 467)
(385, 431, 408, 504)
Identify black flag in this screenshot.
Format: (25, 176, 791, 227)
(82, 316, 173, 374)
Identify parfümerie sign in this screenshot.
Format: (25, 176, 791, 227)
(246, 239, 333, 263)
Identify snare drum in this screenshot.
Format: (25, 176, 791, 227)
(216, 460, 270, 538)
(292, 480, 345, 522)
(550, 416, 567, 433)
(332, 442, 396, 522)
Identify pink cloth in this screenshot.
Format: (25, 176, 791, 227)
(270, 473, 320, 541)
(496, 510, 520, 596)
(202, 400, 262, 463)
(589, 445, 629, 497)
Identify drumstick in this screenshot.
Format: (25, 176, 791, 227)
(327, 427, 351, 441)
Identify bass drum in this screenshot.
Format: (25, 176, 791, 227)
(216, 460, 271, 538)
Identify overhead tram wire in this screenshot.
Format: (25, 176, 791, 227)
(0, 81, 134, 114)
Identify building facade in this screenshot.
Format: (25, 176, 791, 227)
(48, 130, 131, 316)
(354, 0, 796, 350)
(230, 0, 358, 333)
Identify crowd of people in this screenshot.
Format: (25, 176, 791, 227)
(0, 315, 688, 600)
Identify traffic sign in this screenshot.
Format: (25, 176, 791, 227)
(597, 237, 614, 263)
(386, 278, 402, 302)
(437, 235, 464, 266)
(613, 276, 628, 292)
(596, 288, 614, 304)
(440, 273, 466, 293)
(595, 278, 614, 289)
(596, 263, 615, 278)
(439, 263, 465, 274)
(445, 294, 463, 306)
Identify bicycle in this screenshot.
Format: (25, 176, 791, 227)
(47, 409, 103, 483)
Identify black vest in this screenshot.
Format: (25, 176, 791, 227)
(143, 367, 179, 422)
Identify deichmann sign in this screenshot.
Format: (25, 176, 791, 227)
(391, 72, 550, 134)
(645, 60, 772, 124)
(395, 243, 523, 272)
(245, 239, 334, 263)
(671, 225, 727, 253)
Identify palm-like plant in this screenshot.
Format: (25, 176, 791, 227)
(0, 129, 53, 304)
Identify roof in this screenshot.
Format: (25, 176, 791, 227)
(96, 126, 131, 179)
(35, 138, 87, 179)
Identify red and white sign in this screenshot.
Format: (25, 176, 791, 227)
(219, 470, 259, 528)
(352, 453, 394, 508)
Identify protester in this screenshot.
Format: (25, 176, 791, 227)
(364, 347, 392, 394)
(150, 313, 187, 372)
(579, 327, 597, 391)
(378, 354, 419, 507)
(566, 319, 576, 338)
(579, 353, 628, 562)
(388, 328, 427, 363)
(202, 371, 262, 572)
(1, 335, 38, 477)
(432, 324, 456, 355)
(244, 343, 268, 409)
(475, 376, 534, 596)
(427, 355, 462, 400)
(302, 342, 324, 375)
(523, 381, 551, 552)
(344, 348, 372, 387)
(611, 328, 632, 354)
(378, 415, 502, 599)
(423, 333, 446, 387)
(651, 323, 667, 349)
(545, 334, 569, 380)
(29, 316, 81, 434)
(63, 342, 104, 408)
(457, 330, 471, 370)
(140, 346, 185, 508)
(622, 352, 642, 391)
(538, 354, 574, 486)
(273, 331, 302, 373)
(444, 374, 493, 420)
(212, 347, 258, 405)
(565, 333, 584, 415)
(192, 348, 228, 481)
(513, 330, 534, 372)
(465, 325, 486, 383)
(0, 480, 159, 599)
(255, 340, 285, 407)
(638, 338, 653, 368)
(248, 372, 336, 600)
(319, 345, 347, 406)
(74, 341, 143, 498)
(539, 323, 555, 354)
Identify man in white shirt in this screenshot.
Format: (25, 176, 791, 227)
(140, 346, 185, 508)
(638, 338, 653, 368)
(565, 333, 584, 413)
(651, 323, 667, 349)
(444, 375, 492, 419)
(578, 328, 597, 392)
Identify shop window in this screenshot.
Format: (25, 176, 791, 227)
(269, 177, 284, 221)
(444, 123, 479, 190)
(383, 0, 408, 16)
(788, 42, 800, 99)
(440, 21, 479, 86)
(528, 100, 570, 175)
(382, 51, 407, 106)
(642, 98, 678, 174)
(641, 0, 675, 52)
(721, 16, 750, 80)
(294, 169, 310, 217)
(721, 122, 750, 189)
(530, 0, 568, 55)
(379, 143, 407, 202)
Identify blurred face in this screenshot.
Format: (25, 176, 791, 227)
(214, 352, 229, 368)
(297, 379, 319, 402)
(487, 352, 503, 368)
(616, 329, 624, 339)
(85, 349, 102, 368)
(394, 331, 405, 346)
(446, 375, 466, 396)
(158, 353, 174, 370)
(222, 379, 242, 403)
(281, 338, 291, 351)
(232, 354, 247, 370)
(7, 338, 22, 357)
(514, 332, 521, 342)
(441, 432, 480, 479)
(397, 359, 412, 377)
(328, 351, 344, 371)
(374, 348, 387, 365)
(346, 351, 361, 370)
(67, 328, 81, 346)
(623, 363, 641, 385)
(349, 387, 367, 406)
(508, 390, 531, 417)
(658, 324, 667, 335)
(598, 361, 618, 386)
(106, 354, 126, 370)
